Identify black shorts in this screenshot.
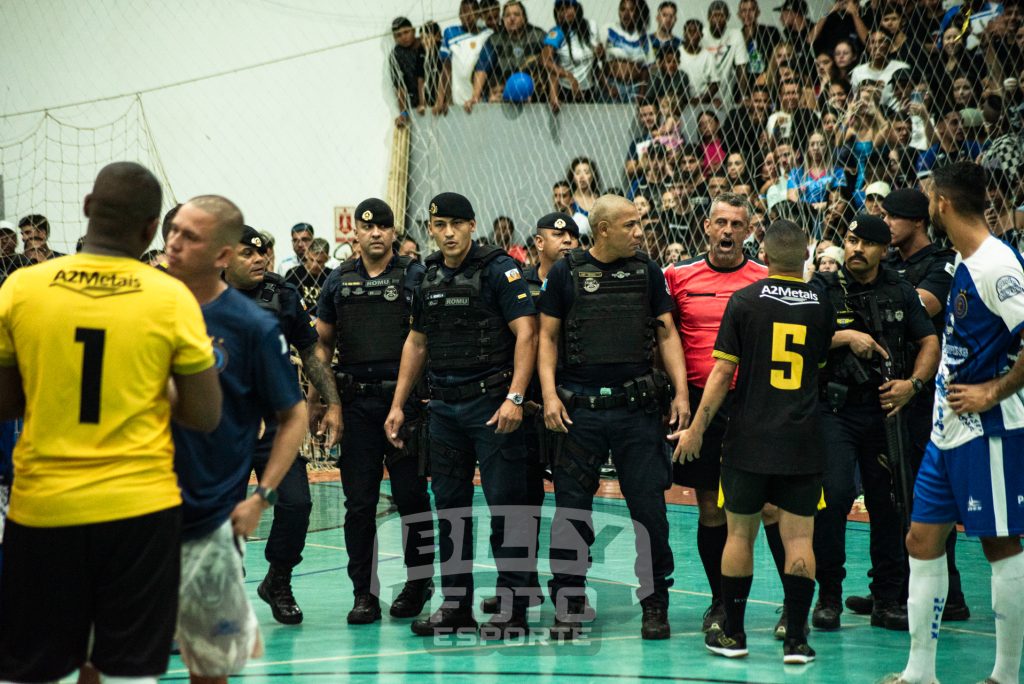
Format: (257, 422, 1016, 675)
(0, 506, 182, 681)
(721, 464, 822, 517)
(673, 384, 731, 491)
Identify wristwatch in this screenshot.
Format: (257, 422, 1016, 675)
(909, 376, 924, 394)
(254, 485, 278, 506)
(506, 392, 525, 406)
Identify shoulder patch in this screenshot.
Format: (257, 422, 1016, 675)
(505, 268, 522, 283)
(996, 274, 1024, 302)
(944, 262, 956, 277)
(549, 30, 558, 38)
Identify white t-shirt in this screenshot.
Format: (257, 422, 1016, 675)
(849, 60, 911, 104)
(701, 27, 748, 105)
(678, 48, 716, 100)
(440, 25, 494, 105)
(602, 22, 650, 65)
(544, 21, 600, 90)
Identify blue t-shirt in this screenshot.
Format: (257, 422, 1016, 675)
(916, 141, 984, 176)
(173, 288, 303, 541)
(787, 166, 846, 205)
(317, 255, 426, 380)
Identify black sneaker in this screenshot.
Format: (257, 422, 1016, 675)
(705, 630, 748, 658)
(871, 599, 901, 628)
(845, 594, 874, 615)
(257, 565, 303, 625)
(411, 606, 478, 636)
(702, 598, 726, 633)
(783, 638, 816, 664)
(943, 600, 971, 622)
(811, 598, 841, 631)
(641, 602, 670, 640)
(478, 612, 530, 641)
(390, 579, 434, 619)
(347, 594, 382, 624)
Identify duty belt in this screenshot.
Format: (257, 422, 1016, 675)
(565, 392, 629, 410)
(558, 370, 669, 412)
(821, 383, 879, 406)
(429, 369, 513, 403)
(335, 373, 398, 399)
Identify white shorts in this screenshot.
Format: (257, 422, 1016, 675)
(176, 519, 263, 677)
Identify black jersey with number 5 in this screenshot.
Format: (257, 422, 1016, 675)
(712, 276, 835, 475)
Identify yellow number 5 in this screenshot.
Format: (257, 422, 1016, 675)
(770, 323, 807, 390)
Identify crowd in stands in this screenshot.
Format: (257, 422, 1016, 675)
(390, 0, 1024, 268)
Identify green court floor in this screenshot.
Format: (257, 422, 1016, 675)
(162, 481, 999, 683)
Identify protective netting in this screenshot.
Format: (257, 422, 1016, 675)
(389, 0, 1024, 268)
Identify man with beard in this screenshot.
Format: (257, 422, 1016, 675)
(879, 162, 1024, 684)
(223, 225, 342, 626)
(809, 214, 939, 632)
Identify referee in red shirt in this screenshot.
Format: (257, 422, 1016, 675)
(664, 192, 790, 634)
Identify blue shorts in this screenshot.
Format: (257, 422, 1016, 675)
(913, 434, 1024, 537)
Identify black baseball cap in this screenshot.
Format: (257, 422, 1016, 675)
(847, 213, 891, 245)
(774, 0, 808, 13)
(429, 192, 475, 221)
(355, 198, 395, 228)
(240, 225, 268, 254)
(536, 212, 580, 238)
(882, 188, 929, 220)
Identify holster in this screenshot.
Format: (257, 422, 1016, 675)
(825, 382, 848, 411)
(623, 371, 668, 414)
(335, 372, 357, 404)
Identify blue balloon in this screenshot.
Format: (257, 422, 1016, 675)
(503, 72, 534, 103)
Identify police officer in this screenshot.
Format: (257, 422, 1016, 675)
(538, 194, 689, 640)
(810, 214, 940, 631)
(385, 192, 538, 639)
(480, 211, 580, 616)
(843, 189, 970, 627)
(314, 198, 435, 625)
(223, 226, 342, 625)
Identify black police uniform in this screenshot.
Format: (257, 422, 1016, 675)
(520, 261, 549, 508)
(811, 260, 934, 626)
(316, 252, 435, 613)
(538, 247, 676, 622)
(411, 239, 538, 617)
(237, 267, 317, 622)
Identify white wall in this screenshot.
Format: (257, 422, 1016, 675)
(0, 0, 805, 253)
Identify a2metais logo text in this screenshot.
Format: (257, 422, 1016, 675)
(371, 505, 657, 652)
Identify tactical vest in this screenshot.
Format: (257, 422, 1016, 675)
(522, 265, 543, 300)
(253, 272, 285, 315)
(332, 256, 412, 366)
(419, 245, 516, 372)
(893, 247, 955, 288)
(562, 248, 656, 366)
(821, 267, 911, 385)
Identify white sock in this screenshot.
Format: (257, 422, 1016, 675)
(991, 551, 1024, 684)
(902, 555, 948, 684)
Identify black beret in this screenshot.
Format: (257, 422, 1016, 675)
(882, 188, 929, 220)
(847, 213, 891, 245)
(240, 225, 268, 254)
(429, 192, 475, 221)
(355, 198, 395, 228)
(536, 212, 580, 237)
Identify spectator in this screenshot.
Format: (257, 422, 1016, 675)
(650, 1, 681, 53)
(788, 131, 846, 214)
(937, 0, 1005, 52)
(756, 150, 780, 196)
(722, 86, 771, 160)
(706, 174, 730, 201)
(259, 230, 276, 271)
(436, 0, 493, 112)
(929, 26, 987, 110)
(697, 110, 727, 176)
(840, 87, 888, 195)
(390, 17, 426, 128)
(811, 0, 868, 59)
(815, 244, 844, 272)
(905, 0, 946, 57)
(492, 215, 529, 263)
(628, 144, 672, 201)
(624, 98, 662, 180)
(0, 222, 31, 289)
(567, 156, 601, 218)
(724, 152, 752, 187)
(811, 51, 843, 103)
(916, 106, 984, 176)
(754, 40, 795, 92)
(543, 0, 600, 110)
(648, 44, 693, 106)
(467, 1, 546, 111)
(775, 0, 815, 76)
(17, 214, 64, 261)
(662, 240, 685, 265)
(278, 221, 314, 275)
(980, 94, 1024, 184)
(849, 30, 911, 100)
(767, 79, 820, 149)
(984, 168, 1024, 248)
(479, 0, 500, 31)
(601, 0, 652, 102)
(285, 237, 333, 313)
(702, 0, 749, 107)
(678, 19, 717, 106)
(421, 21, 443, 107)
(821, 107, 841, 139)
(879, 4, 912, 64)
(831, 38, 859, 82)
(399, 235, 421, 260)
(552, 179, 575, 213)
(862, 179, 891, 215)
(825, 78, 850, 113)
(738, 0, 782, 78)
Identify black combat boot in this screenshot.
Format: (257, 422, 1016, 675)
(257, 564, 303, 625)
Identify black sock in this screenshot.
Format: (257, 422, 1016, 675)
(721, 575, 753, 636)
(764, 523, 787, 583)
(782, 574, 816, 642)
(697, 523, 728, 599)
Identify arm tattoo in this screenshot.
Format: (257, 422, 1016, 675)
(700, 406, 713, 430)
(299, 346, 340, 405)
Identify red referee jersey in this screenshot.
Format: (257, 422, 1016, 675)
(664, 255, 768, 388)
